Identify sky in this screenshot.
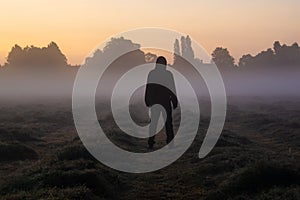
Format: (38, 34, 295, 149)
(0, 0, 299, 65)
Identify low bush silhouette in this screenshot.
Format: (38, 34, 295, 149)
(56, 145, 95, 161)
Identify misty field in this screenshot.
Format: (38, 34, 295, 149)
(0, 97, 299, 200)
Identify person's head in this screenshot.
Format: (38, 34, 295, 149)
(156, 56, 167, 70)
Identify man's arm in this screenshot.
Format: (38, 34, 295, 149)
(145, 73, 152, 107)
(169, 73, 178, 109)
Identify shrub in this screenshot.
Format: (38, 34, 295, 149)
(56, 145, 95, 161)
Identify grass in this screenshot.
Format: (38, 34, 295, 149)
(0, 142, 38, 161)
(206, 161, 300, 199)
(0, 185, 100, 200)
(56, 144, 95, 161)
(0, 98, 299, 199)
(0, 160, 122, 199)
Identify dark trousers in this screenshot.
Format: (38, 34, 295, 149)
(148, 102, 174, 145)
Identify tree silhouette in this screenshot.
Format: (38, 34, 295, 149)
(253, 48, 275, 66)
(103, 37, 140, 54)
(145, 52, 157, 63)
(85, 37, 144, 67)
(5, 42, 68, 68)
(211, 47, 235, 68)
(238, 54, 254, 67)
(273, 41, 300, 65)
(173, 39, 180, 63)
(238, 41, 300, 67)
(173, 36, 196, 67)
(47, 42, 67, 66)
(274, 41, 281, 55)
(6, 44, 24, 66)
(180, 36, 187, 59)
(184, 35, 194, 61)
(180, 35, 194, 61)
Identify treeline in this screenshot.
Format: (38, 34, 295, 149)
(2, 42, 74, 68)
(1, 39, 299, 70)
(238, 41, 300, 67)
(172, 36, 299, 70)
(210, 41, 300, 69)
